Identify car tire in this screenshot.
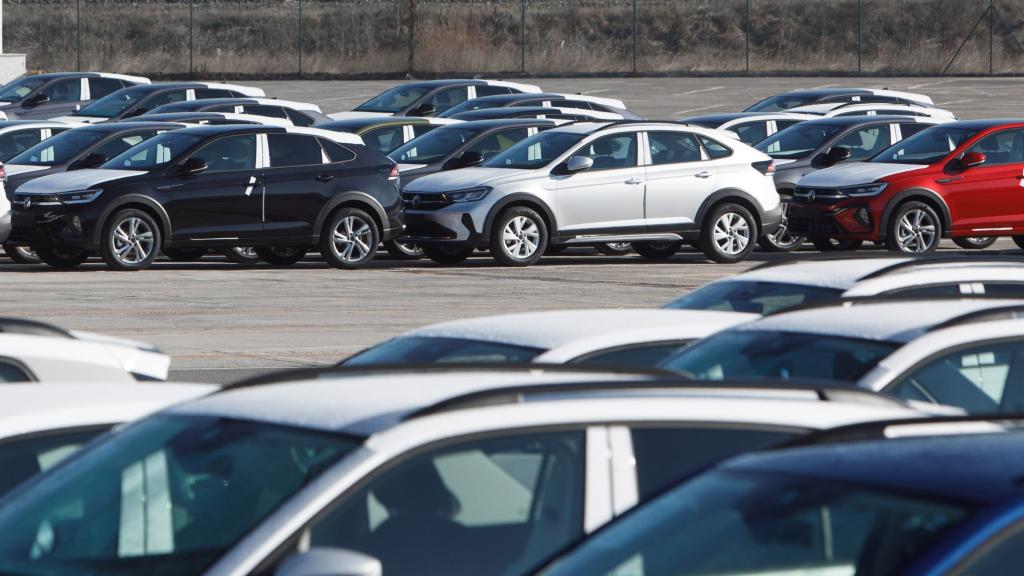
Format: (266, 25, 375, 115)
(320, 207, 379, 269)
(383, 239, 423, 260)
(100, 209, 161, 271)
(953, 236, 997, 250)
(758, 201, 804, 252)
(422, 244, 475, 265)
(35, 246, 89, 269)
(811, 237, 864, 252)
(1013, 236, 1024, 250)
(3, 242, 41, 264)
(699, 202, 758, 264)
(885, 201, 941, 254)
(634, 241, 682, 260)
(162, 247, 208, 261)
(490, 206, 547, 267)
(255, 246, 309, 267)
(221, 247, 261, 265)
(597, 242, 632, 256)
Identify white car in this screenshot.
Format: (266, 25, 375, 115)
(330, 79, 543, 119)
(0, 382, 214, 496)
(0, 367, 926, 576)
(136, 111, 300, 128)
(745, 87, 936, 113)
(342, 309, 756, 367)
(144, 97, 331, 126)
(682, 112, 818, 146)
(438, 92, 642, 120)
(51, 81, 266, 124)
(788, 101, 957, 121)
(402, 121, 783, 266)
(660, 298, 1024, 415)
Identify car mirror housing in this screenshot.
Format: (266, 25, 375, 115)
(409, 103, 436, 117)
(26, 93, 50, 107)
(275, 548, 382, 576)
(565, 155, 594, 173)
(80, 152, 108, 169)
(961, 151, 986, 168)
(823, 146, 852, 166)
(455, 150, 483, 168)
(179, 157, 208, 176)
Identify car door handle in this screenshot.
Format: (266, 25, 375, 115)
(694, 171, 712, 179)
(315, 174, 335, 183)
(624, 177, 643, 185)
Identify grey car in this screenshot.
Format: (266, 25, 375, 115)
(0, 72, 149, 120)
(754, 115, 939, 252)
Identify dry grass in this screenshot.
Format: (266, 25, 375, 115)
(6, 0, 1024, 76)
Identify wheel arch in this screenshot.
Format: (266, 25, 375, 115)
(695, 188, 764, 235)
(92, 196, 172, 248)
(483, 193, 558, 239)
(879, 188, 952, 240)
(313, 191, 388, 242)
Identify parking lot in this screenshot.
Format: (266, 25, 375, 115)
(2, 76, 1021, 383)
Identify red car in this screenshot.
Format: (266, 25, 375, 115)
(787, 119, 1024, 253)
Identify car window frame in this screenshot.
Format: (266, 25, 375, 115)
(89, 130, 161, 163)
(265, 132, 329, 169)
(180, 132, 261, 174)
(567, 131, 641, 172)
(645, 130, 708, 166)
(964, 128, 1024, 167)
(0, 355, 35, 383)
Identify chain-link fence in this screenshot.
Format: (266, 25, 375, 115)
(7, 0, 1024, 77)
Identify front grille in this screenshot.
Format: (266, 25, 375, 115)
(793, 186, 845, 202)
(788, 216, 843, 236)
(402, 192, 452, 211)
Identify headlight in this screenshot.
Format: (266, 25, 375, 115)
(444, 187, 491, 203)
(840, 183, 887, 197)
(30, 189, 103, 206)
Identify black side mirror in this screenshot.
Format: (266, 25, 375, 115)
(25, 93, 49, 107)
(178, 157, 208, 176)
(453, 150, 483, 169)
(80, 152, 107, 169)
(818, 146, 852, 167)
(124, 107, 147, 118)
(409, 103, 436, 117)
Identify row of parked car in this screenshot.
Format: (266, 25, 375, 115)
(0, 74, 1020, 271)
(1, 255, 1024, 575)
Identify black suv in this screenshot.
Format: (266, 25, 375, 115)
(9, 125, 403, 271)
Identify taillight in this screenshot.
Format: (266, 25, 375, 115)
(752, 159, 774, 176)
(0, 163, 7, 181)
(388, 163, 399, 181)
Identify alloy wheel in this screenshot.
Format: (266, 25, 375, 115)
(896, 209, 937, 252)
(712, 212, 751, 255)
(502, 215, 540, 259)
(111, 216, 155, 265)
(332, 214, 374, 262)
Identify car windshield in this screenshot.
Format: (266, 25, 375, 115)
(102, 133, 203, 170)
(388, 127, 479, 164)
(343, 336, 543, 366)
(8, 129, 106, 166)
(537, 469, 970, 576)
(871, 126, 977, 165)
(0, 414, 357, 576)
(745, 93, 820, 112)
(354, 84, 431, 113)
(659, 330, 900, 383)
(483, 131, 585, 170)
(439, 100, 500, 117)
(664, 280, 843, 314)
(76, 86, 150, 118)
(756, 123, 844, 160)
(0, 77, 46, 102)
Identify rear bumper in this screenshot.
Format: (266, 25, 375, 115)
(760, 204, 784, 237)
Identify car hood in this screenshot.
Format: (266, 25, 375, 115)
(17, 168, 147, 194)
(5, 164, 50, 177)
(797, 161, 928, 187)
(404, 166, 537, 192)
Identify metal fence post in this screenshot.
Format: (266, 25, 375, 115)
(76, 0, 81, 71)
(407, 0, 416, 75)
(298, 0, 303, 76)
(188, 0, 194, 77)
(989, 0, 994, 75)
(632, 0, 638, 74)
(857, 0, 862, 74)
(745, 0, 751, 73)
(521, 0, 526, 73)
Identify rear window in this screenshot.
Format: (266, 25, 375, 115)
(664, 280, 842, 315)
(343, 336, 543, 366)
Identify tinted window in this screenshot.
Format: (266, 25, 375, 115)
(193, 88, 235, 99)
(757, 123, 844, 160)
(484, 130, 585, 170)
(954, 523, 1024, 575)
(104, 132, 203, 170)
(207, 104, 237, 113)
(0, 361, 30, 383)
(242, 104, 288, 119)
(631, 427, 795, 500)
(966, 129, 1024, 166)
(9, 129, 106, 166)
(141, 89, 188, 111)
(700, 135, 733, 159)
(40, 78, 81, 102)
(319, 138, 356, 162)
(423, 86, 469, 114)
(361, 125, 406, 154)
(284, 108, 315, 127)
(665, 280, 842, 314)
(0, 77, 45, 101)
(355, 84, 432, 113)
(191, 134, 257, 172)
(474, 85, 514, 97)
(76, 85, 150, 118)
(0, 129, 44, 162)
(92, 131, 157, 161)
(389, 127, 478, 164)
(343, 336, 543, 366)
(648, 131, 703, 165)
(0, 428, 107, 497)
(308, 431, 584, 576)
(745, 94, 819, 112)
(886, 340, 1024, 413)
(575, 133, 637, 170)
(872, 126, 976, 165)
(573, 343, 689, 367)
(268, 133, 324, 167)
(775, 119, 804, 132)
(832, 126, 893, 161)
(899, 122, 932, 138)
(411, 123, 440, 137)
(464, 128, 531, 159)
(88, 77, 124, 99)
(731, 121, 769, 145)
(661, 330, 899, 383)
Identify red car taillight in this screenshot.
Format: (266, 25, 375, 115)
(388, 163, 399, 181)
(752, 159, 775, 176)
(0, 163, 7, 181)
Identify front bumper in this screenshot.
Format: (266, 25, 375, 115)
(787, 201, 876, 240)
(8, 209, 92, 249)
(402, 210, 488, 246)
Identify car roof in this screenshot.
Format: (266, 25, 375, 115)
(453, 106, 559, 118)
(75, 121, 183, 133)
(171, 369, 658, 436)
(727, 431, 1024, 504)
(403, 309, 718, 350)
(0, 383, 215, 440)
(317, 117, 429, 131)
(844, 266, 1024, 297)
(0, 120, 69, 129)
(715, 257, 911, 289)
(783, 114, 931, 127)
(167, 124, 283, 136)
(935, 118, 1024, 131)
(432, 118, 557, 130)
(739, 299, 1024, 343)
(684, 112, 771, 123)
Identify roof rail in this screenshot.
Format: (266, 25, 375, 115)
(779, 413, 1024, 449)
(759, 291, 1024, 318)
(0, 317, 73, 339)
(928, 303, 1024, 332)
(588, 119, 682, 132)
(405, 379, 909, 421)
(856, 254, 1024, 281)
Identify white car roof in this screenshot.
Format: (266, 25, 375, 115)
(0, 333, 148, 383)
(0, 121, 69, 134)
(202, 82, 265, 97)
(869, 88, 935, 105)
(404, 309, 725, 350)
(789, 102, 953, 120)
(534, 310, 758, 363)
(552, 93, 628, 109)
(708, 257, 911, 290)
(844, 266, 1024, 298)
(482, 80, 542, 93)
(720, 113, 819, 126)
(250, 98, 322, 113)
(282, 126, 362, 145)
(69, 330, 170, 381)
(0, 383, 215, 441)
(738, 299, 1024, 343)
(96, 72, 150, 84)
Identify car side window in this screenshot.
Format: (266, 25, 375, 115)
(267, 133, 325, 167)
(361, 126, 406, 154)
(0, 361, 31, 383)
(699, 135, 733, 159)
(465, 128, 530, 159)
(207, 104, 236, 113)
(88, 77, 124, 99)
(0, 428, 108, 497)
(572, 342, 690, 368)
(899, 122, 932, 139)
(560, 99, 598, 111)
(306, 431, 584, 576)
(191, 134, 257, 172)
(966, 129, 1024, 166)
(474, 85, 514, 97)
(575, 132, 638, 170)
(953, 521, 1024, 575)
(775, 119, 804, 132)
(411, 124, 439, 138)
(731, 121, 769, 145)
(143, 90, 188, 111)
(319, 138, 356, 163)
(0, 129, 44, 161)
(284, 108, 315, 127)
(833, 126, 893, 160)
(886, 340, 1024, 413)
(92, 132, 156, 161)
(40, 78, 82, 103)
(648, 131, 704, 165)
(242, 105, 288, 120)
(423, 87, 469, 113)
(194, 88, 235, 99)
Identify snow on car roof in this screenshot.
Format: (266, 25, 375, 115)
(714, 257, 911, 290)
(843, 266, 1024, 298)
(738, 299, 1024, 343)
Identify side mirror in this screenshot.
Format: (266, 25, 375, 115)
(451, 150, 483, 169)
(822, 146, 852, 166)
(275, 548, 382, 576)
(124, 107, 146, 118)
(178, 157, 208, 176)
(961, 151, 986, 168)
(409, 103, 436, 117)
(79, 152, 108, 169)
(565, 155, 594, 173)
(25, 93, 49, 107)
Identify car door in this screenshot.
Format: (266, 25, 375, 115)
(262, 132, 340, 239)
(300, 429, 589, 576)
(941, 128, 1024, 233)
(20, 77, 85, 119)
(163, 133, 264, 242)
(554, 131, 645, 235)
(642, 130, 718, 232)
(828, 123, 894, 162)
